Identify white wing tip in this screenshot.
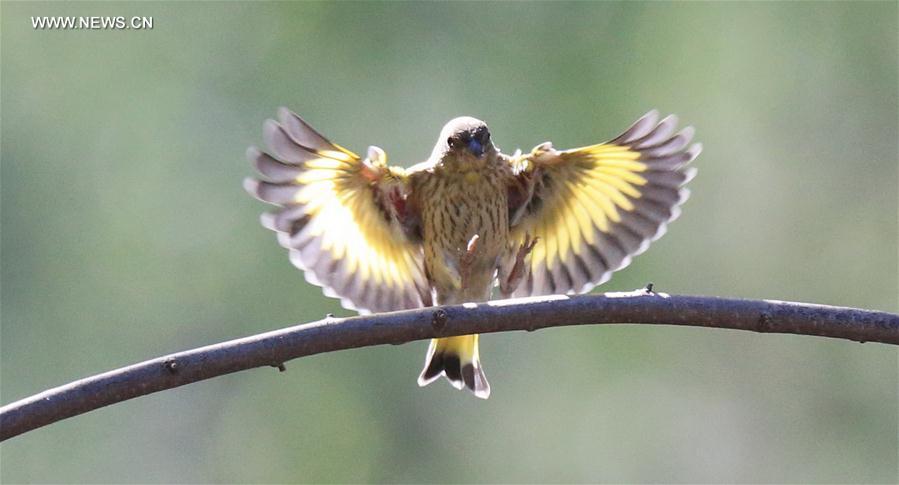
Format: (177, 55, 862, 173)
(276, 106, 293, 121)
(243, 177, 261, 197)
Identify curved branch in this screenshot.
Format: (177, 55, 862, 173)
(3, 292, 898, 441)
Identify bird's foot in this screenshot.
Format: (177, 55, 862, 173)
(500, 233, 538, 297)
(459, 234, 480, 290)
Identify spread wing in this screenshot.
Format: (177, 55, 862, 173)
(244, 108, 429, 313)
(506, 110, 700, 297)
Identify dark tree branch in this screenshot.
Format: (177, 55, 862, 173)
(3, 292, 898, 441)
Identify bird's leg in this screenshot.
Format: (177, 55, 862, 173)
(500, 233, 538, 298)
(459, 234, 480, 290)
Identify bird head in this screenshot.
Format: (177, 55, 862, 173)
(431, 116, 495, 165)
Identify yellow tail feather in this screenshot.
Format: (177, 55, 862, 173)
(417, 335, 490, 399)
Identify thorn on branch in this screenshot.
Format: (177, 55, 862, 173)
(272, 363, 287, 372)
(757, 312, 773, 333)
(645, 282, 655, 294)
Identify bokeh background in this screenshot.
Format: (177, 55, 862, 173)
(2, 2, 897, 483)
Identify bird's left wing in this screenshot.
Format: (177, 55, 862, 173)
(245, 108, 429, 313)
(505, 110, 700, 297)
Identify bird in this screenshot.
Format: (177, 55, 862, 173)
(244, 108, 700, 399)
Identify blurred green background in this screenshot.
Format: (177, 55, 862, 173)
(2, 1, 897, 483)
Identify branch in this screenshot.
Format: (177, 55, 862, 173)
(3, 292, 898, 441)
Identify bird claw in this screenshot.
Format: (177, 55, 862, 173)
(501, 233, 538, 297)
(459, 234, 480, 289)
(519, 233, 538, 257)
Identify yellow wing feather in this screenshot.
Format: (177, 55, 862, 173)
(245, 108, 428, 313)
(508, 110, 700, 297)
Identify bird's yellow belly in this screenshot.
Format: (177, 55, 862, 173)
(420, 171, 509, 304)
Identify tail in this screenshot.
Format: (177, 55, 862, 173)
(417, 335, 491, 399)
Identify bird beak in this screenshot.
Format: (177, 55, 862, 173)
(467, 138, 485, 158)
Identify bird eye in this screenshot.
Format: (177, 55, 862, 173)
(447, 137, 455, 148)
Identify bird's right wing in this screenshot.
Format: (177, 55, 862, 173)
(245, 108, 430, 313)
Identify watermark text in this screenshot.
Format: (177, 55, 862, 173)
(31, 16, 153, 30)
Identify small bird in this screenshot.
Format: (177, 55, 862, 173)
(245, 108, 699, 399)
